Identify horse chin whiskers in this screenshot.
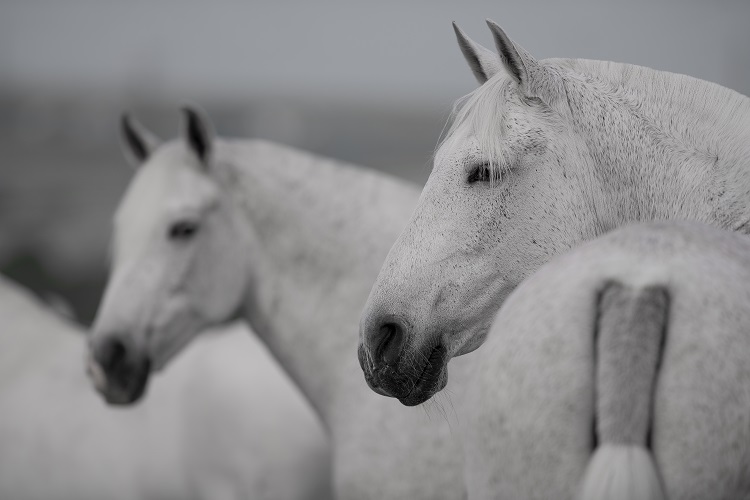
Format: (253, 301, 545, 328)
(421, 389, 457, 430)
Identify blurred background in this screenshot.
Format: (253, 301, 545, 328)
(2, 0, 749, 325)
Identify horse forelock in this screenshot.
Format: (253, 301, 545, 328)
(439, 73, 518, 183)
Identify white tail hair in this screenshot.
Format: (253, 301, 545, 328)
(580, 444, 664, 500)
(578, 282, 669, 500)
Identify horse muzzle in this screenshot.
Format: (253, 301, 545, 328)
(358, 342, 449, 406)
(87, 335, 152, 405)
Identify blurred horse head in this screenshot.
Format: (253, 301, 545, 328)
(89, 108, 251, 404)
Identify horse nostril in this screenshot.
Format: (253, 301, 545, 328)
(377, 322, 406, 366)
(98, 336, 128, 371)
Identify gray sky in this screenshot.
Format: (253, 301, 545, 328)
(2, 0, 749, 106)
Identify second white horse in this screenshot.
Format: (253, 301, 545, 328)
(87, 109, 471, 499)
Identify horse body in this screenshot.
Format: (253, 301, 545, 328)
(463, 222, 750, 499)
(0, 276, 330, 500)
(89, 112, 470, 500)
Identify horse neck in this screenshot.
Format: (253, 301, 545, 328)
(222, 140, 418, 423)
(560, 59, 750, 232)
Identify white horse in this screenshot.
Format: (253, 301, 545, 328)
(463, 221, 750, 500)
(87, 109, 473, 499)
(0, 275, 331, 500)
(359, 19, 750, 406)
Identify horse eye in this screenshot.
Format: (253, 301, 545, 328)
(467, 163, 493, 184)
(168, 220, 200, 241)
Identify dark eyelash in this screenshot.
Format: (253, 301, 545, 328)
(168, 220, 200, 241)
(467, 163, 493, 184)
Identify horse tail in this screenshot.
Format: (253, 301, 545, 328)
(578, 282, 669, 500)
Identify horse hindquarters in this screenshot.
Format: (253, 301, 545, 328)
(578, 282, 667, 500)
(462, 276, 596, 500)
(582, 274, 750, 500)
(462, 276, 668, 499)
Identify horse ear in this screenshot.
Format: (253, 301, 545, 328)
(181, 106, 214, 166)
(120, 113, 160, 169)
(453, 22, 502, 85)
(486, 20, 538, 95)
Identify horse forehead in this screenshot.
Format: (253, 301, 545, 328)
(434, 134, 484, 166)
(437, 85, 527, 164)
(115, 148, 218, 227)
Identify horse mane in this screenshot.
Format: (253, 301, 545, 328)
(442, 57, 750, 180)
(567, 58, 750, 150)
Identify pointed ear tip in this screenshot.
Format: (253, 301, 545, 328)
(181, 105, 197, 120)
(485, 19, 503, 32)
